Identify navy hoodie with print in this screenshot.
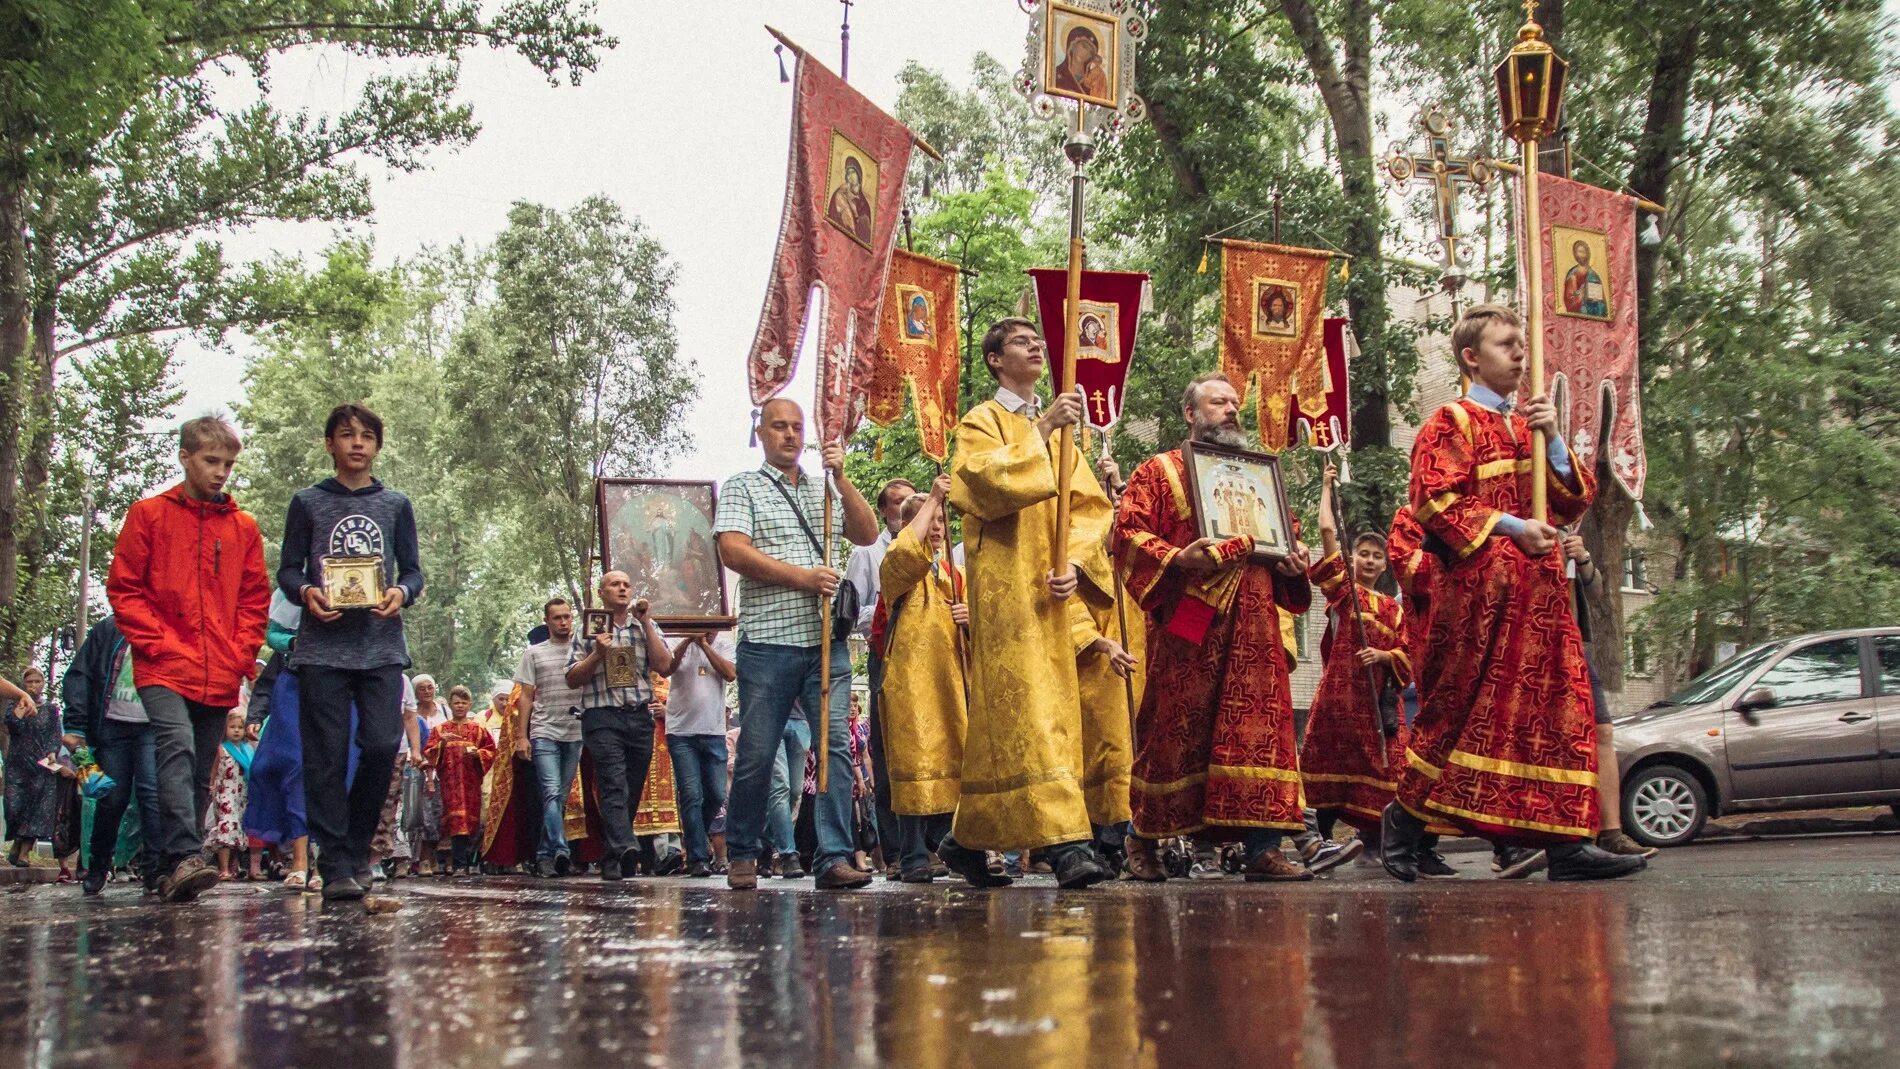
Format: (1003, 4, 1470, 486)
(276, 478, 425, 670)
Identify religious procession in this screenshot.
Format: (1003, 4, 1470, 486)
(2, 2, 1896, 1067)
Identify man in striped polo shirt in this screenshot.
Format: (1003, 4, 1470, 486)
(715, 398, 878, 890)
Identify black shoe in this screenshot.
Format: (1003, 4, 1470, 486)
(322, 876, 367, 902)
(81, 868, 108, 896)
(1546, 842, 1647, 882)
(1052, 845, 1114, 890)
(898, 866, 934, 884)
(1415, 848, 1459, 880)
(776, 853, 805, 879)
(553, 852, 572, 877)
(1494, 847, 1549, 880)
(621, 847, 644, 878)
(938, 838, 1011, 888)
(686, 861, 713, 878)
(600, 855, 623, 882)
(1379, 802, 1425, 883)
(534, 857, 556, 878)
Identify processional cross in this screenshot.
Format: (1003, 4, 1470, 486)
(1384, 105, 1498, 293)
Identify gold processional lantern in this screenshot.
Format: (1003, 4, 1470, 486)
(1492, 0, 1568, 521)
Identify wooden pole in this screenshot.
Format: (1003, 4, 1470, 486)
(1053, 103, 1086, 572)
(1521, 140, 1548, 523)
(817, 473, 835, 794)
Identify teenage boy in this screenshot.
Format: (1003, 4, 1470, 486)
(278, 403, 425, 902)
(1379, 305, 1643, 883)
(106, 416, 271, 902)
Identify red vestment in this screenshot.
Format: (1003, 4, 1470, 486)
(1299, 552, 1410, 834)
(1386, 506, 1438, 680)
(426, 718, 496, 839)
(1398, 399, 1599, 844)
(1115, 450, 1312, 838)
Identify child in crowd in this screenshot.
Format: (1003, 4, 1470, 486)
(205, 713, 261, 881)
(425, 685, 495, 876)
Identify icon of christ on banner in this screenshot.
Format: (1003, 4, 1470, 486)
(1253, 280, 1298, 338)
(1554, 225, 1611, 321)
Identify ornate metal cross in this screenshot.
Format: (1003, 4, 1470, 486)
(1385, 105, 1497, 286)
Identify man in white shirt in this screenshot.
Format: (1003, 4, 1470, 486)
(663, 630, 737, 878)
(844, 477, 915, 875)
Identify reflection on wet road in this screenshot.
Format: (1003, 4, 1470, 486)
(1, 838, 1893, 1068)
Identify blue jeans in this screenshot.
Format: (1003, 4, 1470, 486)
(530, 738, 582, 861)
(88, 718, 161, 875)
(667, 733, 729, 865)
(766, 718, 811, 856)
(729, 639, 856, 871)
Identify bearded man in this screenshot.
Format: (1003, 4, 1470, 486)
(1112, 372, 1315, 882)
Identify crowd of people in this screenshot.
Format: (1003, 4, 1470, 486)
(0, 301, 1658, 904)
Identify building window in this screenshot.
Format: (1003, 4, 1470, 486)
(1628, 633, 1652, 678)
(1622, 550, 1649, 592)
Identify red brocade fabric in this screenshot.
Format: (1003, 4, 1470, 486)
(1114, 451, 1312, 838)
(1299, 552, 1410, 834)
(1396, 400, 1601, 844)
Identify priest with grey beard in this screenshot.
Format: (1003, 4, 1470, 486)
(1108, 371, 1318, 883)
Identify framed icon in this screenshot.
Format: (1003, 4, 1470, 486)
(1552, 224, 1612, 322)
(1181, 440, 1295, 563)
(604, 646, 640, 689)
(1251, 278, 1300, 339)
(582, 609, 612, 639)
(597, 478, 735, 632)
(1074, 299, 1121, 364)
(1044, 1, 1121, 109)
(321, 555, 385, 610)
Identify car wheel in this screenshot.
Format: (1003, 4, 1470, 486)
(1623, 764, 1708, 848)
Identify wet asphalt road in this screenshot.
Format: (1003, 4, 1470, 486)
(1, 835, 1894, 1069)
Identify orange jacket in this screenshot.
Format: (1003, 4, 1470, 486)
(105, 484, 270, 707)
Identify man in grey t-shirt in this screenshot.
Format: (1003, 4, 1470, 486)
(514, 597, 586, 876)
(663, 630, 736, 877)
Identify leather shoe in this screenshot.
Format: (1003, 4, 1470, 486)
(814, 859, 873, 890)
(553, 852, 572, 876)
(1242, 849, 1314, 882)
(1379, 802, 1425, 883)
(938, 838, 1011, 887)
(1547, 841, 1647, 882)
(81, 868, 108, 896)
(686, 861, 713, 878)
(599, 855, 622, 882)
(1597, 829, 1660, 859)
(1122, 836, 1167, 882)
(898, 866, 934, 884)
(776, 853, 806, 879)
(321, 876, 366, 902)
(1052, 845, 1114, 889)
(726, 858, 758, 890)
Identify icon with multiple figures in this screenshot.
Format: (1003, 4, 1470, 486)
(1045, 2, 1120, 108)
(1182, 441, 1295, 562)
(1075, 301, 1120, 363)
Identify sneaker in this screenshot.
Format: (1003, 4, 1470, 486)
(1415, 849, 1459, 879)
(1241, 850, 1315, 883)
(939, 839, 1011, 888)
(81, 868, 108, 896)
(776, 853, 805, 879)
(814, 859, 874, 890)
(160, 857, 220, 903)
(553, 852, 572, 876)
(1188, 858, 1226, 881)
(1304, 839, 1364, 876)
(600, 855, 623, 882)
(1052, 848, 1114, 889)
(1597, 830, 1660, 859)
(726, 858, 759, 890)
(1494, 847, 1548, 880)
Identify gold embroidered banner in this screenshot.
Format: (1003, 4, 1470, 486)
(867, 249, 962, 462)
(1218, 239, 1331, 452)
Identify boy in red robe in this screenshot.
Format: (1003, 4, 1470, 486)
(1379, 304, 1643, 883)
(1301, 466, 1414, 863)
(426, 685, 497, 876)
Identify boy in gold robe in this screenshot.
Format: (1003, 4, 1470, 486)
(940, 317, 1118, 890)
(878, 474, 968, 883)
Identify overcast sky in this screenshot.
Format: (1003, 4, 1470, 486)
(179, 2, 1026, 484)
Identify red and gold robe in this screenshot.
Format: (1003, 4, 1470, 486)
(1398, 398, 1599, 844)
(1386, 506, 1438, 684)
(426, 718, 496, 839)
(1114, 449, 1312, 838)
(1299, 552, 1410, 834)
(480, 684, 540, 867)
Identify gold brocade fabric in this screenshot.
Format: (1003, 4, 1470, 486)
(877, 528, 968, 815)
(479, 685, 526, 855)
(948, 400, 1115, 850)
(1071, 542, 1141, 827)
(867, 249, 962, 462)
(1219, 240, 1332, 452)
(636, 673, 680, 835)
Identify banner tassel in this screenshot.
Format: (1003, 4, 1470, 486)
(1197, 245, 1209, 274)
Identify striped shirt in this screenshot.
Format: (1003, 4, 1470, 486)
(715, 464, 844, 648)
(514, 639, 585, 742)
(567, 617, 654, 710)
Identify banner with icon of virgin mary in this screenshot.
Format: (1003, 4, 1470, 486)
(1027, 267, 1148, 429)
(867, 249, 962, 462)
(746, 48, 915, 442)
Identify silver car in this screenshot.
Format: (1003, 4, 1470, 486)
(1612, 627, 1900, 847)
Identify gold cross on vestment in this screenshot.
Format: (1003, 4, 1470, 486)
(1384, 106, 1497, 284)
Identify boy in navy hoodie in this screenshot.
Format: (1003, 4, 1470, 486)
(277, 404, 425, 901)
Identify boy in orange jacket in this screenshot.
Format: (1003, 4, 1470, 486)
(106, 416, 271, 902)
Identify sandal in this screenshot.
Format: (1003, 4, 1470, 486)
(283, 871, 308, 891)
(56, 867, 75, 884)
(309, 873, 323, 893)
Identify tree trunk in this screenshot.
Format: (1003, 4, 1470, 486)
(1577, 19, 1701, 700)
(0, 185, 30, 673)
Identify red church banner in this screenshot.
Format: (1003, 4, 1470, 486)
(1287, 317, 1353, 451)
(1218, 239, 1331, 453)
(1027, 268, 1148, 429)
(1521, 172, 1646, 499)
(867, 249, 962, 463)
(746, 49, 915, 442)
